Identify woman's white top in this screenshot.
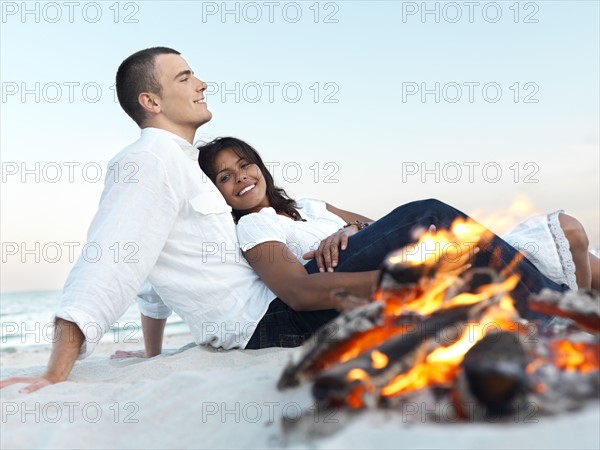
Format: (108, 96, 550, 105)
(237, 198, 347, 263)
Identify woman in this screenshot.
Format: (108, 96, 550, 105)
(199, 137, 598, 295)
(197, 138, 383, 348)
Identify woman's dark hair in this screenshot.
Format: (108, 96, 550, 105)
(198, 137, 304, 222)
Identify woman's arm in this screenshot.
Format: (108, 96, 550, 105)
(325, 203, 373, 224)
(244, 241, 378, 311)
(303, 203, 374, 272)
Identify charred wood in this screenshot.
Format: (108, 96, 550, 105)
(529, 289, 600, 333)
(456, 331, 530, 419)
(311, 302, 490, 409)
(278, 301, 385, 389)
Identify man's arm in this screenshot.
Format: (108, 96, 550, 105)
(0, 319, 84, 393)
(110, 313, 166, 359)
(244, 241, 378, 311)
(1, 149, 181, 390)
(142, 314, 167, 357)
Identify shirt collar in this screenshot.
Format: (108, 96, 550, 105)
(141, 127, 199, 161)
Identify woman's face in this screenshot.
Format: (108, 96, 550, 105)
(212, 147, 269, 213)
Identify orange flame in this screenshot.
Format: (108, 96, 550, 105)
(381, 295, 519, 397)
(549, 340, 600, 373)
(308, 325, 414, 373)
(387, 218, 486, 270)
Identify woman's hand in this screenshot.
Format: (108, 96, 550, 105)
(303, 226, 359, 273)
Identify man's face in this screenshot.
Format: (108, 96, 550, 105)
(153, 53, 212, 129)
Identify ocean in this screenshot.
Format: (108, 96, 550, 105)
(2, 247, 599, 353)
(0, 290, 189, 353)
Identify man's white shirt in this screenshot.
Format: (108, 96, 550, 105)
(56, 128, 275, 357)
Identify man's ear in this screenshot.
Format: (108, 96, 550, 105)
(139, 92, 161, 115)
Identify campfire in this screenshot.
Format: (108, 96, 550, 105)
(278, 219, 600, 423)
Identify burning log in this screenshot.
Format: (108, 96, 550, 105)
(454, 331, 530, 419)
(311, 300, 498, 409)
(330, 289, 372, 312)
(279, 267, 504, 391)
(373, 246, 479, 317)
(278, 301, 385, 389)
(529, 289, 600, 333)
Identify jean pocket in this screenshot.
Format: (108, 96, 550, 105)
(279, 334, 305, 348)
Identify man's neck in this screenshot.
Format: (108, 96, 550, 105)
(144, 121, 196, 144)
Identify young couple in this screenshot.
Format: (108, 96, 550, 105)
(1, 47, 594, 394)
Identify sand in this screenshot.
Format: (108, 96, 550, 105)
(1, 336, 599, 449)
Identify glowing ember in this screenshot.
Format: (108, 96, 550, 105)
(370, 350, 389, 369)
(549, 340, 600, 374)
(346, 369, 375, 409)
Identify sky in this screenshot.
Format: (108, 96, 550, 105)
(1, 0, 599, 293)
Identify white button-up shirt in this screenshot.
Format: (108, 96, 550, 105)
(56, 128, 275, 357)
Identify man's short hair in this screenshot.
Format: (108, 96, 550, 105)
(116, 47, 181, 127)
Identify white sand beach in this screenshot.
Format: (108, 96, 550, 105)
(1, 335, 599, 450)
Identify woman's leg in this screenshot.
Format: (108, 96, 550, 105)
(306, 198, 468, 273)
(245, 298, 336, 349)
(558, 213, 592, 289)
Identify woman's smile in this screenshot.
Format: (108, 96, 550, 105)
(237, 184, 257, 196)
(212, 147, 270, 212)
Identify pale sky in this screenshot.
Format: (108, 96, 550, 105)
(1, 0, 599, 292)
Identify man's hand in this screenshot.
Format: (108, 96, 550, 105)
(0, 318, 84, 394)
(110, 350, 146, 359)
(302, 227, 359, 272)
(0, 376, 57, 394)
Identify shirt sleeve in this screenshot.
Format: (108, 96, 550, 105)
(55, 148, 179, 359)
(296, 197, 346, 228)
(136, 280, 172, 319)
(236, 210, 287, 252)
(295, 198, 327, 219)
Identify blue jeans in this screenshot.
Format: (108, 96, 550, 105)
(245, 199, 569, 349)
